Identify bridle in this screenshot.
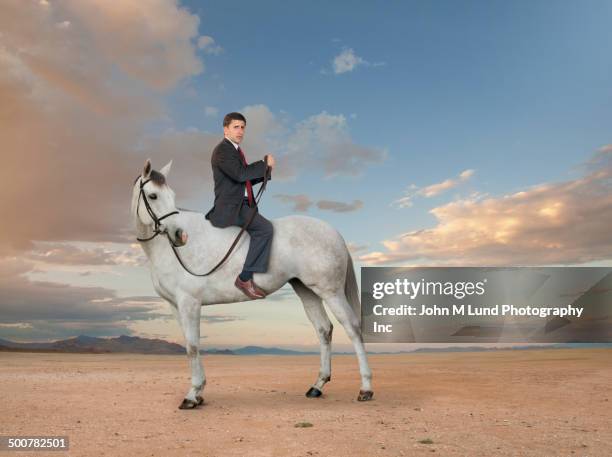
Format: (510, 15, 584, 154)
(134, 176, 180, 243)
(133, 166, 269, 277)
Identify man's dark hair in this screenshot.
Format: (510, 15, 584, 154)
(223, 112, 246, 127)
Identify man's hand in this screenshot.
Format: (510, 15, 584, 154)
(265, 154, 275, 170)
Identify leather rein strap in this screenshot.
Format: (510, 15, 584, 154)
(135, 164, 269, 277)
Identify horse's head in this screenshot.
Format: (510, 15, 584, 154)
(131, 158, 188, 247)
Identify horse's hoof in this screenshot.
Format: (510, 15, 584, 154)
(305, 387, 323, 398)
(357, 390, 374, 401)
(196, 395, 204, 405)
(178, 398, 201, 409)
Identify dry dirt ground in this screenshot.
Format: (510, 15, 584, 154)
(1, 349, 610, 456)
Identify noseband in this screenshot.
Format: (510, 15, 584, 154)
(134, 177, 180, 243)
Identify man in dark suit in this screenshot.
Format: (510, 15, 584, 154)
(205, 112, 275, 299)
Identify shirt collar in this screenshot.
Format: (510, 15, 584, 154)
(224, 137, 240, 150)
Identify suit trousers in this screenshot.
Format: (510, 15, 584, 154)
(235, 198, 273, 273)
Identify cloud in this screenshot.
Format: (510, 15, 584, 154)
(202, 315, 244, 324)
(284, 111, 387, 177)
(362, 151, 612, 266)
(0, 254, 246, 341)
(0, 3, 382, 259)
(0, 0, 207, 255)
(61, 0, 204, 90)
(273, 194, 312, 212)
(585, 143, 612, 168)
(597, 144, 612, 153)
(347, 242, 369, 255)
(135, 128, 220, 200)
(218, 105, 385, 179)
(274, 194, 364, 213)
(204, 105, 219, 117)
(0, 256, 167, 340)
(25, 242, 145, 266)
(0, 321, 136, 342)
(328, 47, 385, 75)
(316, 199, 363, 212)
(333, 48, 366, 74)
(240, 104, 288, 159)
(420, 169, 475, 197)
(394, 169, 475, 208)
(197, 35, 223, 55)
(149, 107, 386, 190)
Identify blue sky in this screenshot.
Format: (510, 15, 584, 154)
(168, 0, 612, 247)
(1, 0, 611, 349)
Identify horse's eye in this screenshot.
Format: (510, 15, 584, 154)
(149, 193, 157, 200)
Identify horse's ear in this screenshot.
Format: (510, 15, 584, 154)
(159, 160, 173, 178)
(143, 158, 152, 178)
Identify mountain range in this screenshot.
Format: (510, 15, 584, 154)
(0, 335, 319, 355)
(0, 335, 610, 355)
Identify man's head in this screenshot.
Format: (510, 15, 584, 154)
(223, 112, 246, 144)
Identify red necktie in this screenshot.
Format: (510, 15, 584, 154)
(237, 146, 254, 207)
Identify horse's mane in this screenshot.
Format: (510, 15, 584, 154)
(130, 179, 141, 222)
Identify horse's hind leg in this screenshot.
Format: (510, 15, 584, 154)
(289, 278, 333, 398)
(175, 294, 206, 409)
(320, 292, 373, 401)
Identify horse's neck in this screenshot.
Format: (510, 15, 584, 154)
(171, 213, 220, 274)
(135, 219, 153, 242)
(136, 212, 213, 264)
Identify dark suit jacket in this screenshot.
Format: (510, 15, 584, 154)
(205, 138, 272, 228)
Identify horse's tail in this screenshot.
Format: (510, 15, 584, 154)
(345, 252, 361, 326)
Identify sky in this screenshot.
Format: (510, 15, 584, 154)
(0, 0, 611, 351)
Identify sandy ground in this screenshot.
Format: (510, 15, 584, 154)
(0, 349, 610, 456)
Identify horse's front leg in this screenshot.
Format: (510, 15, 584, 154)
(175, 294, 205, 409)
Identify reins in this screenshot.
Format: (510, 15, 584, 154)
(135, 166, 269, 277)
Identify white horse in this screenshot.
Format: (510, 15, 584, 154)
(131, 159, 373, 409)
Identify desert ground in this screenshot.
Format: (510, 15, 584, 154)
(0, 349, 610, 456)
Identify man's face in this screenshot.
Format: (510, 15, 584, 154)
(224, 119, 246, 144)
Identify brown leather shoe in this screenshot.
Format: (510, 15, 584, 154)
(235, 276, 266, 299)
(252, 281, 267, 297)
